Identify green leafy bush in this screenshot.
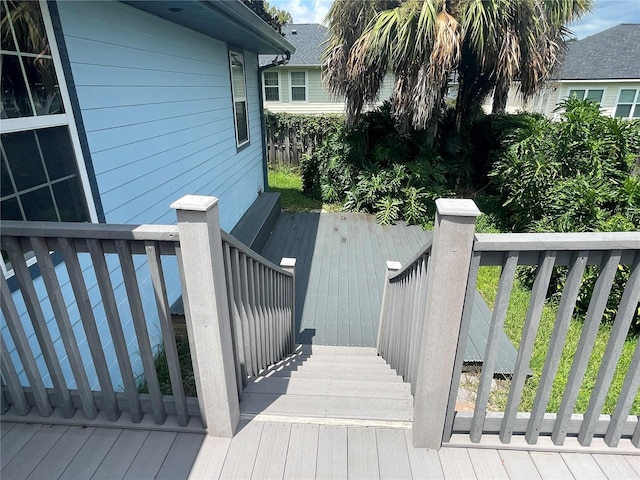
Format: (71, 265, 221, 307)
(490, 98, 640, 330)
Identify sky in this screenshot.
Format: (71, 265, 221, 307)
(268, 0, 640, 39)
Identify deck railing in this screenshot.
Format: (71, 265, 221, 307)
(446, 232, 640, 448)
(1, 195, 296, 438)
(0, 220, 192, 426)
(377, 241, 433, 393)
(380, 199, 640, 450)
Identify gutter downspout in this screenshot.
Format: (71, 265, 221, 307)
(258, 52, 291, 191)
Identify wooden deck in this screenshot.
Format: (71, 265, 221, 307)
(3, 419, 639, 479)
(261, 212, 517, 373)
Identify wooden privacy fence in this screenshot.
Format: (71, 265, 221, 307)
(265, 124, 320, 168)
(378, 198, 640, 450)
(1, 195, 296, 438)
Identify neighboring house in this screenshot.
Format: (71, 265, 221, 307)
(483, 24, 640, 117)
(260, 23, 393, 114)
(1, 0, 293, 388)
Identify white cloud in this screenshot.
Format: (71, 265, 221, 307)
(569, 0, 640, 38)
(268, 0, 332, 24)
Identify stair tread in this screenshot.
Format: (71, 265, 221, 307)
(244, 376, 411, 399)
(258, 362, 399, 377)
(239, 392, 413, 422)
(263, 370, 404, 382)
(293, 355, 390, 366)
(297, 345, 379, 356)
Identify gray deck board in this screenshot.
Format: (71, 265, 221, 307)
(59, 428, 123, 480)
(2, 419, 637, 479)
(261, 212, 519, 372)
(283, 423, 319, 480)
(27, 426, 94, 480)
(466, 448, 509, 479)
(1, 424, 68, 480)
(377, 427, 413, 479)
(529, 452, 574, 480)
(560, 453, 608, 479)
(1, 421, 16, 438)
(316, 425, 348, 479)
(1, 422, 40, 465)
(347, 427, 380, 480)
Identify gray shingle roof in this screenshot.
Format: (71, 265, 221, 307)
(558, 24, 640, 80)
(260, 24, 328, 66)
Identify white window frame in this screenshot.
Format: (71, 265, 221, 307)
(567, 88, 605, 104)
(1, 0, 98, 223)
(613, 88, 640, 119)
(289, 71, 307, 102)
(1, 0, 98, 278)
(229, 49, 250, 148)
(262, 70, 280, 102)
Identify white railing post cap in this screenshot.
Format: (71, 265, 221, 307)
(280, 257, 296, 268)
(386, 261, 402, 271)
(435, 198, 481, 217)
(170, 195, 219, 212)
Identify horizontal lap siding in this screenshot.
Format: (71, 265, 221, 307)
(1, 2, 264, 399)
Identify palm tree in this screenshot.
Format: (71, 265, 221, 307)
(322, 0, 591, 135)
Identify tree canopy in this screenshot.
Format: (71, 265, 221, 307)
(243, 0, 292, 35)
(322, 0, 592, 133)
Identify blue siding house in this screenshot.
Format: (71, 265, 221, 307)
(1, 0, 293, 390)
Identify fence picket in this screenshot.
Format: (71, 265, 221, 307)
(0, 335, 30, 415)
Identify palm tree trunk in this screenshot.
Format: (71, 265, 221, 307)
(492, 81, 509, 114)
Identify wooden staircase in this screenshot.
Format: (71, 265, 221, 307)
(239, 345, 413, 426)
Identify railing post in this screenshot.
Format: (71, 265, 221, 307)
(377, 261, 402, 352)
(280, 258, 296, 351)
(413, 198, 481, 449)
(171, 195, 239, 437)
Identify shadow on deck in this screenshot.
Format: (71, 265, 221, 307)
(260, 212, 518, 374)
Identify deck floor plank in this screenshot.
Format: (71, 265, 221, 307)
(438, 447, 477, 480)
(251, 422, 291, 480)
(592, 453, 640, 479)
(1, 421, 16, 438)
(91, 428, 149, 480)
(498, 450, 542, 479)
(123, 431, 177, 480)
(27, 426, 94, 480)
(283, 423, 319, 480)
(626, 455, 640, 476)
(404, 429, 445, 479)
(1, 424, 67, 480)
(156, 432, 204, 480)
(347, 426, 380, 480)
(377, 427, 413, 479)
(187, 435, 231, 480)
(0, 422, 41, 465)
(466, 448, 509, 479)
(316, 424, 348, 479)
(560, 453, 608, 479)
(529, 452, 574, 480)
(59, 428, 123, 480)
(219, 420, 264, 480)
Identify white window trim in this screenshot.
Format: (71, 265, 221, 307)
(1, 0, 99, 224)
(289, 71, 308, 102)
(613, 87, 639, 119)
(229, 49, 250, 148)
(262, 70, 281, 102)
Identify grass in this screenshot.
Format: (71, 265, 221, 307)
(268, 166, 341, 213)
(476, 266, 640, 414)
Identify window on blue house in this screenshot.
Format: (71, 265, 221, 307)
(1, 0, 93, 276)
(229, 50, 249, 147)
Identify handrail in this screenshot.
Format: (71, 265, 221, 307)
(221, 230, 292, 276)
(475, 232, 640, 251)
(388, 238, 433, 281)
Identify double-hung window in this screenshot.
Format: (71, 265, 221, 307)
(614, 89, 640, 119)
(1, 0, 93, 275)
(568, 88, 604, 104)
(263, 71, 280, 101)
(290, 71, 306, 102)
(229, 50, 249, 147)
